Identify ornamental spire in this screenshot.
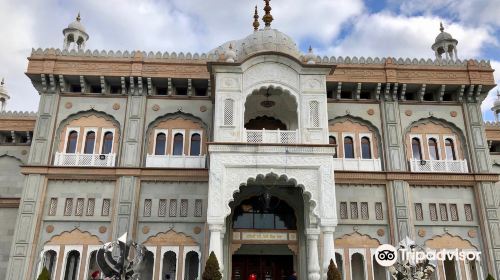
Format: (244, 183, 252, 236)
(262, 0, 273, 28)
(253, 5, 260, 31)
(440, 22, 444, 32)
(76, 12, 81, 22)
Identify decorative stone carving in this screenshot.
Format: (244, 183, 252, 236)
(193, 226, 202, 234)
(99, 226, 107, 234)
(377, 228, 385, 237)
(65, 102, 72, 109)
(450, 111, 457, 117)
(200, 105, 207, 112)
(243, 62, 299, 93)
(46, 228, 102, 245)
(367, 109, 375, 116)
(152, 104, 160, 111)
(21, 150, 27, 155)
(143, 230, 198, 246)
(405, 110, 412, 116)
(424, 233, 477, 249)
(142, 226, 150, 234)
(334, 232, 381, 248)
(46, 225, 54, 233)
(112, 103, 120, 110)
(468, 229, 477, 238)
(418, 228, 426, 237)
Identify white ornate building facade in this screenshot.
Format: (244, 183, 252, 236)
(0, 2, 499, 280)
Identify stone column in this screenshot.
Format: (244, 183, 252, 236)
(306, 228, 321, 280)
(208, 223, 225, 275)
(322, 227, 335, 280)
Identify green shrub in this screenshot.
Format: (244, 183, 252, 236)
(486, 274, 495, 280)
(202, 251, 222, 280)
(327, 259, 342, 280)
(37, 267, 50, 280)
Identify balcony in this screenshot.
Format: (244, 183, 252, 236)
(54, 152, 116, 167)
(145, 154, 206, 168)
(244, 129, 298, 144)
(333, 158, 382, 171)
(409, 159, 468, 173)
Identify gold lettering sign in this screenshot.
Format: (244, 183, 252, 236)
(241, 232, 288, 241)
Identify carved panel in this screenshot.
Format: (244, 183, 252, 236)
(425, 233, 477, 249)
(143, 230, 198, 246)
(46, 229, 102, 245)
(243, 63, 299, 92)
(335, 232, 381, 248)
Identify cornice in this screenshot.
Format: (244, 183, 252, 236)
(0, 198, 21, 208)
(334, 171, 499, 184)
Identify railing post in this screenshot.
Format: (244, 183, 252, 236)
(75, 154, 79, 166)
(445, 160, 449, 172)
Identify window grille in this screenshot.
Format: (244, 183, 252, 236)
(361, 202, 369, 220)
(223, 99, 234, 126)
(464, 204, 473, 221)
(86, 198, 95, 216)
(415, 203, 423, 221)
(309, 101, 320, 127)
(169, 199, 177, 217)
(144, 199, 152, 217)
(429, 203, 438, 221)
(350, 202, 358, 219)
(158, 199, 167, 217)
(49, 198, 57, 216)
(450, 204, 459, 221)
(375, 202, 383, 220)
(339, 202, 348, 219)
(75, 198, 84, 216)
(439, 203, 448, 221)
(180, 199, 188, 217)
(101, 199, 111, 216)
(194, 199, 203, 217)
(64, 198, 73, 216)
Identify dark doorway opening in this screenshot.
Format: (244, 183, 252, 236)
(232, 255, 293, 280)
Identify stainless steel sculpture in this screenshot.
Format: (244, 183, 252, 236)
(96, 233, 147, 280)
(388, 237, 437, 280)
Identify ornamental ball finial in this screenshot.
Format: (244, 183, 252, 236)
(253, 5, 260, 31)
(262, 0, 273, 27)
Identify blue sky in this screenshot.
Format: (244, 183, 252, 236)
(0, 0, 498, 119)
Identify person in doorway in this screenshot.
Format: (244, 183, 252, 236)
(287, 271, 297, 280)
(165, 274, 171, 280)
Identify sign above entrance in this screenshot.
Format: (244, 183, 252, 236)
(233, 231, 297, 243)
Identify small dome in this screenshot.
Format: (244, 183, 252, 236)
(211, 28, 301, 62)
(0, 79, 10, 100)
(64, 13, 87, 33)
(435, 31, 453, 43)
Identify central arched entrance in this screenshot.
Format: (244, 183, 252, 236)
(226, 175, 308, 280)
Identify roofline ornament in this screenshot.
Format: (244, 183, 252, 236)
(253, 5, 260, 31)
(262, 0, 273, 28)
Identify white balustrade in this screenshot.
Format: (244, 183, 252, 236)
(54, 152, 116, 167)
(145, 154, 206, 168)
(244, 129, 298, 144)
(333, 158, 382, 171)
(409, 159, 468, 173)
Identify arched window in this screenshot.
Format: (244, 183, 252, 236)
(361, 137, 371, 159)
(329, 136, 337, 158)
(335, 253, 343, 279)
(344, 136, 354, 158)
(42, 250, 57, 279)
(87, 251, 101, 279)
(372, 254, 386, 279)
(350, 253, 365, 280)
(63, 251, 80, 280)
(184, 251, 199, 280)
(66, 131, 78, 153)
(173, 133, 184, 155)
(84, 131, 96, 154)
(101, 132, 113, 154)
(162, 251, 177, 280)
(190, 133, 201, 156)
(443, 256, 458, 280)
(142, 251, 154, 280)
(155, 133, 166, 155)
(445, 138, 456, 160)
(233, 196, 297, 230)
(412, 138, 422, 160)
(223, 99, 234, 126)
(428, 138, 439, 160)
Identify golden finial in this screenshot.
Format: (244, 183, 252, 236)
(76, 12, 81, 22)
(253, 5, 260, 31)
(262, 0, 273, 28)
(440, 22, 444, 32)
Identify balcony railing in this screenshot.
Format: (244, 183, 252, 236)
(54, 152, 116, 167)
(146, 154, 206, 168)
(244, 129, 298, 144)
(333, 158, 382, 171)
(409, 159, 468, 173)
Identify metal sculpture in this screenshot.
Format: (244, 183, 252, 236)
(388, 237, 437, 280)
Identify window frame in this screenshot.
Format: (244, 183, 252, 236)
(81, 127, 98, 154)
(188, 130, 203, 156)
(443, 135, 458, 161)
(342, 133, 356, 159)
(100, 128, 115, 154)
(63, 127, 80, 154)
(359, 133, 373, 159)
(410, 134, 423, 160)
(171, 129, 185, 156)
(153, 129, 168, 155)
(426, 134, 441, 161)
(329, 133, 338, 158)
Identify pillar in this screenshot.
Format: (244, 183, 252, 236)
(208, 223, 225, 275)
(306, 228, 321, 280)
(322, 227, 335, 280)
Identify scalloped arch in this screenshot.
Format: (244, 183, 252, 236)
(143, 229, 198, 246)
(0, 154, 25, 165)
(335, 232, 382, 248)
(45, 228, 103, 245)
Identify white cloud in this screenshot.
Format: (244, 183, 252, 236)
(324, 12, 495, 59)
